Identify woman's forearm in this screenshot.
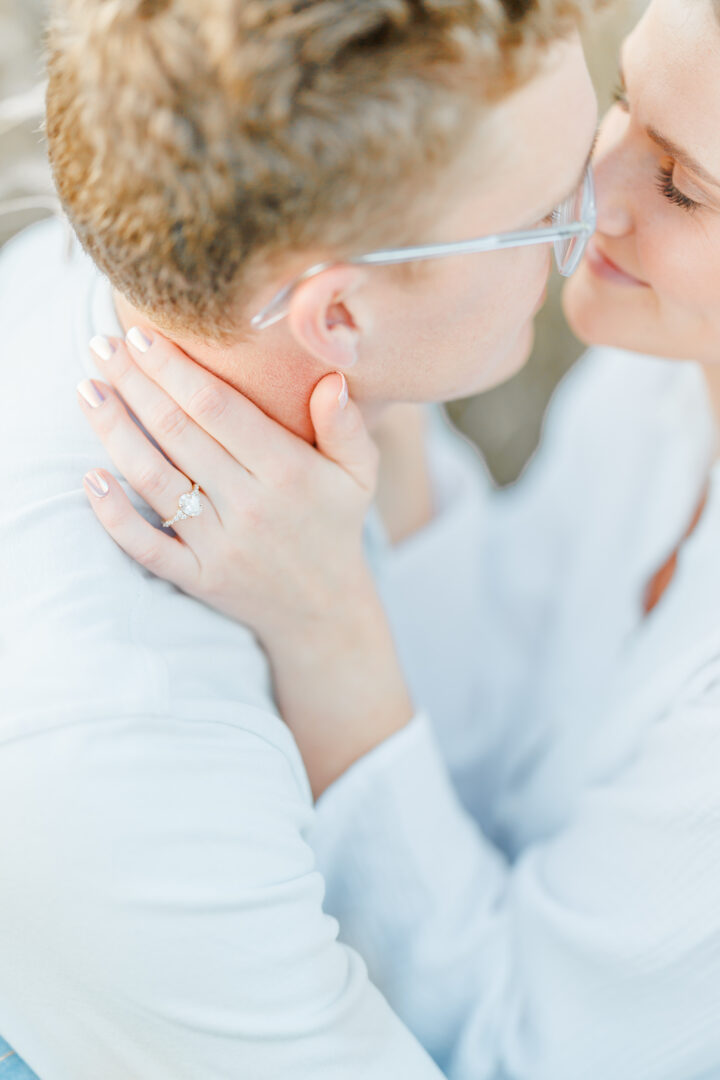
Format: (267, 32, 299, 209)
(264, 572, 415, 800)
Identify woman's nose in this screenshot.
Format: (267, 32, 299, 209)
(593, 119, 635, 238)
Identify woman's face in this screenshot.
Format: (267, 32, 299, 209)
(563, 0, 720, 361)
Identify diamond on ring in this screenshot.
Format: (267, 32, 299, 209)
(162, 482, 204, 528)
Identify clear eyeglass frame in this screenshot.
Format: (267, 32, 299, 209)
(250, 164, 596, 332)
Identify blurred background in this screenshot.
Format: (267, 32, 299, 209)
(0, 0, 644, 482)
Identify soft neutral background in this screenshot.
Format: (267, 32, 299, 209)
(0, 0, 644, 482)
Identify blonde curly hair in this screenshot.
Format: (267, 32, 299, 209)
(45, 0, 601, 344)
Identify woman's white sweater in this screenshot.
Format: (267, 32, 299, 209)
(312, 345, 720, 1080)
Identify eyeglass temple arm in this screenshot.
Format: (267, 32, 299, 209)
(354, 221, 591, 266)
(251, 220, 592, 329)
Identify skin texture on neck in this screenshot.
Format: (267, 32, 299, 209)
(113, 288, 397, 438)
(113, 288, 323, 445)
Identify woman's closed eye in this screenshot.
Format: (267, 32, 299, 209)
(656, 163, 700, 214)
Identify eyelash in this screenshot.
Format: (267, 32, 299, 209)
(655, 163, 699, 214)
(612, 79, 700, 214)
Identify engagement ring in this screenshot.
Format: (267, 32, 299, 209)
(162, 481, 204, 528)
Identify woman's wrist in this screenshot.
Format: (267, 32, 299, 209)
(265, 574, 415, 799)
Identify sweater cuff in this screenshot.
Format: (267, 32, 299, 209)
(314, 710, 433, 819)
(311, 712, 506, 913)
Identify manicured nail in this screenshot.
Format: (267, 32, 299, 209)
(77, 378, 105, 408)
(126, 326, 152, 353)
(336, 372, 348, 409)
(89, 335, 115, 362)
(84, 471, 109, 497)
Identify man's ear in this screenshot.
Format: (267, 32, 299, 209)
(287, 265, 368, 369)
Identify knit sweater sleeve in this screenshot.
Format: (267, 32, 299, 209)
(310, 680, 720, 1080)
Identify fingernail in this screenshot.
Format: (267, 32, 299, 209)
(77, 378, 106, 408)
(336, 372, 348, 409)
(84, 470, 109, 497)
(89, 335, 115, 362)
(126, 326, 152, 353)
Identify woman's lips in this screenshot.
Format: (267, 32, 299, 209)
(585, 239, 650, 288)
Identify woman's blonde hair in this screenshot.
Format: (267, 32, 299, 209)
(45, 0, 600, 344)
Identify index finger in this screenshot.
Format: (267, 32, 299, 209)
(124, 325, 308, 479)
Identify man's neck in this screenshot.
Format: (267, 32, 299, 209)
(111, 290, 433, 542)
(112, 289, 322, 444)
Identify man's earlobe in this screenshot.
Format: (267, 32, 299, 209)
(287, 265, 366, 369)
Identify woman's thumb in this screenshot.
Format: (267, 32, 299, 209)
(309, 372, 379, 493)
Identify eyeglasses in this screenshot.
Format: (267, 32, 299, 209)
(251, 164, 596, 331)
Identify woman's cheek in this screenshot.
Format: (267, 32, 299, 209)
(636, 223, 692, 301)
(654, 249, 715, 317)
(639, 227, 720, 357)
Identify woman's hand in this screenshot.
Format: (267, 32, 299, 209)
(77, 327, 379, 644)
(77, 327, 414, 797)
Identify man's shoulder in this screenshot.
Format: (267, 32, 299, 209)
(0, 217, 298, 782)
(0, 707, 313, 878)
(0, 578, 306, 799)
(0, 215, 95, 339)
(0, 213, 76, 285)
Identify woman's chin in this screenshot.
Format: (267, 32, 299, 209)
(562, 265, 720, 363)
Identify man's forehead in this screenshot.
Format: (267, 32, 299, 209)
(470, 48, 597, 222)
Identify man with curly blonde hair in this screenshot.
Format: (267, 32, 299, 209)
(0, 0, 598, 1077)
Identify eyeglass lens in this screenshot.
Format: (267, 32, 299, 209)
(552, 167, 596, 277)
